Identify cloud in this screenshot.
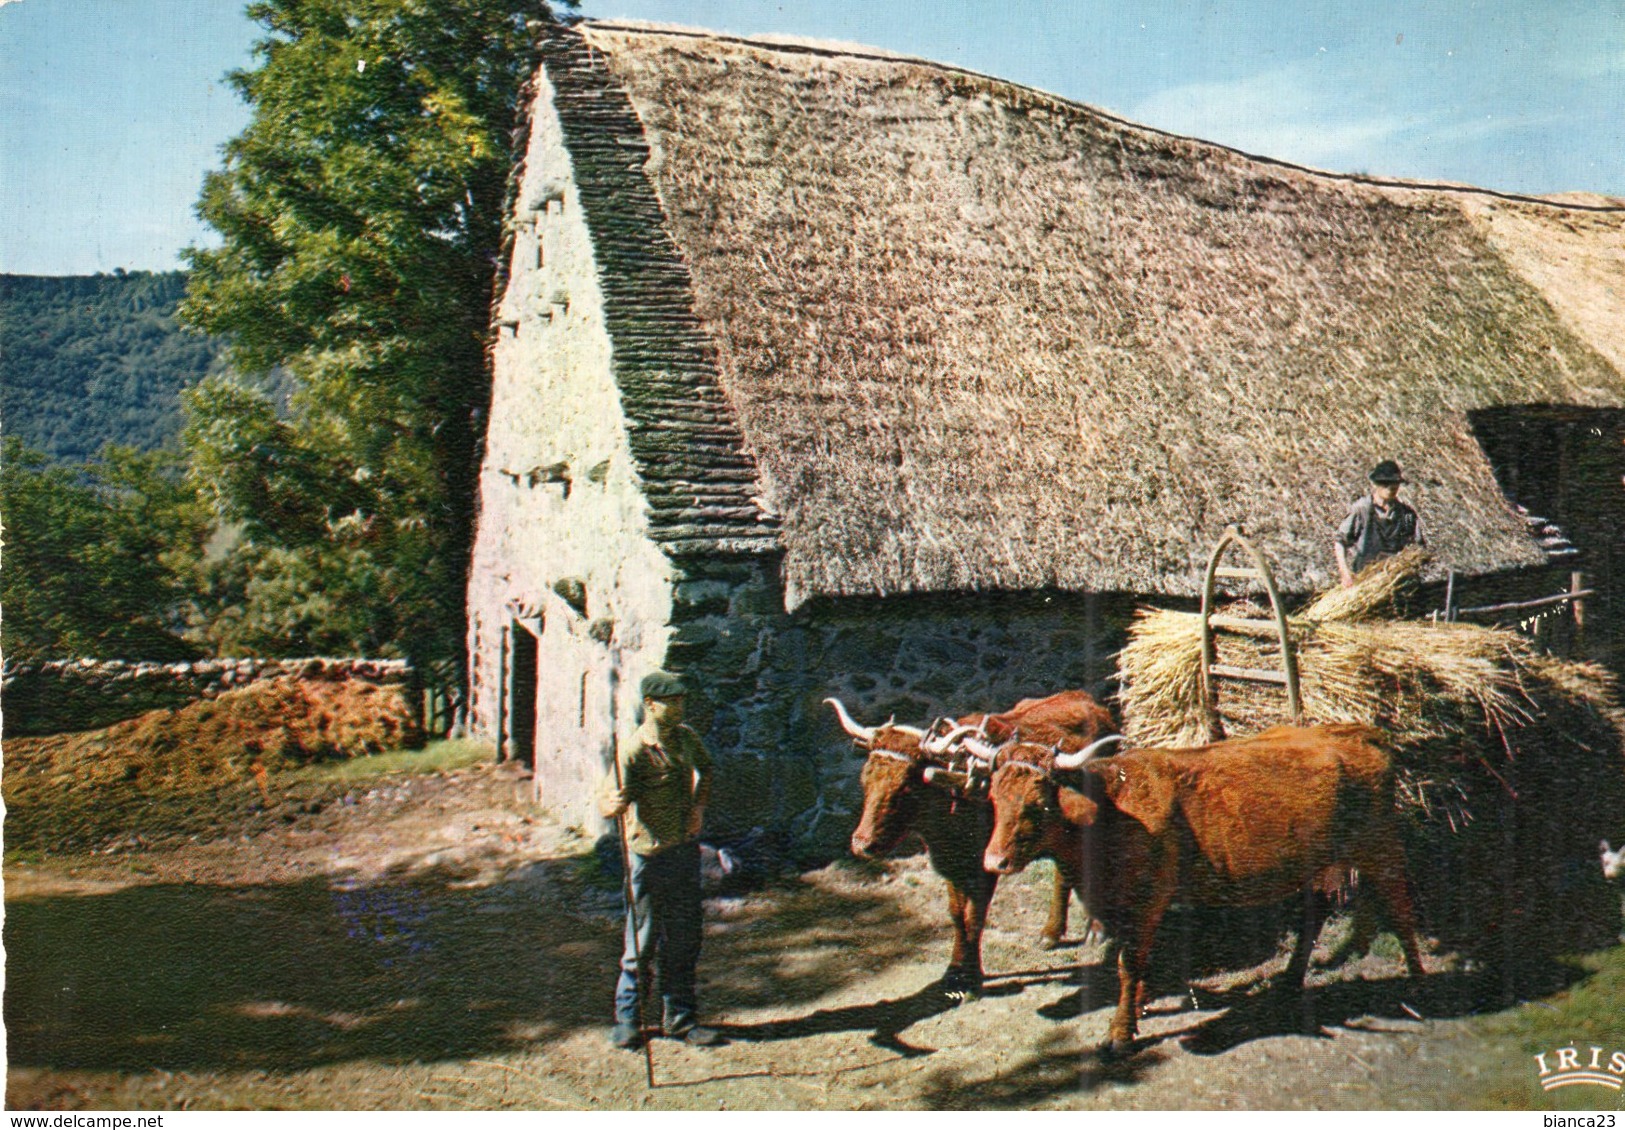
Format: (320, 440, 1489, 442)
(1558, 47, 1625, 81)
(1128, 61, 1433, 171)
(1119, 42, 1619, 195)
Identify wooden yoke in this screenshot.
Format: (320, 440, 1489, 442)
(1199, 525, 1302, 740)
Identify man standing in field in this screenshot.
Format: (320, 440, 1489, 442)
(599, 670, 721, 1049)
(1335, 459, 1426, 588)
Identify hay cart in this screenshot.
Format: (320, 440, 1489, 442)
(1123, 529, 1625, 960)
(1197, 525, 1302, 740)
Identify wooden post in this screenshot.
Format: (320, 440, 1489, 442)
(1084, 590, 1100, 690)
(1198, 531, 1230, 741)
(1443, 568, 1456, 623)
(407, 663, 427, 743)
(1572, 570, 1587, 654)
(496, 623, 510, 762)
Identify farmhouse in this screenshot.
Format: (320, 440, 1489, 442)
(465, 21, 1625, 848)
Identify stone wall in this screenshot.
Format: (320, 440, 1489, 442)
(663, 554, 1134, 859)
(2, 658, 412, 738)
(465, 53, 683, 829)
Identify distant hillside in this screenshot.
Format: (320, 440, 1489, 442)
(1, 271, 226, 461)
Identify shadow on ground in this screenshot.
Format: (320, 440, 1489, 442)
(1177, 961, 1587, 1056)
(717, 965, 1077, 1056)
(2, 855, 938, 1078)
(917, 1025, 1168, 1109)
(911, 958, 1593, 1109)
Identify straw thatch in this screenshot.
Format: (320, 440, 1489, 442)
(560, 22, 1625, 607)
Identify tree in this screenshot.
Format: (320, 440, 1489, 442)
(0, 439, 211, 661)
(181, 0, 569, 673)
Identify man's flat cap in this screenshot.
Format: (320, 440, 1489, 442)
(640, 670, 687, 699)
(1368, 459, 1406, 484)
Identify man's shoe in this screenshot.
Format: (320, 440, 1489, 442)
(679, 1025, 723, 1047)
(610, 1023, 641, 1049)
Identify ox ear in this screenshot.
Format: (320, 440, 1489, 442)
(1055, 785, 1100, 827)
(1101, 758, 1176, 836)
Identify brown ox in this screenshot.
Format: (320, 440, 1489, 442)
(831, 691, 1116, 993)
(969, 690, 1117, 749)
(982, 724, 1426, 1050)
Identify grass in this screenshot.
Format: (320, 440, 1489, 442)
(297, 739, 494, 785)
(1453, 944, 1625, 1110)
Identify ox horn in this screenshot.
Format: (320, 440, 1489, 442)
(922, 724, 978, 756)
(923, 766, 971, 790)
(961, 736, 1003, 764)
(825, 697, 877, 745)
(1053, 734, 1125, 771)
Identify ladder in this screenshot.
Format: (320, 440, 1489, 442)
(1198, 524, 1302, 740)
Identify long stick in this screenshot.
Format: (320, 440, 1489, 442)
(612, 751, 656, 1088)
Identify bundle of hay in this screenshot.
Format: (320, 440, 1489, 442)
(1117, 551, 1625, 960)
(1121, 549, 1617, 806)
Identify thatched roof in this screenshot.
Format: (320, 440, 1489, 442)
(550, 22, 1625, 608)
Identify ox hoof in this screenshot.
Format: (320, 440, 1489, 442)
(1099, 1037, 1138, 1061)
(1038, 933, 1062, 951)
(938, 970, 984, 1000)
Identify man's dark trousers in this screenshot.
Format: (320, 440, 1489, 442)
(615, 841, 702, 1033)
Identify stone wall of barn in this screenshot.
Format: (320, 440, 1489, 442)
(466, 60, 681, 835)
(660, 560, 1134, 859)
(468, 42, 785, 838)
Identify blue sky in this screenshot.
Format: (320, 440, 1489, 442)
(2, 0, 1621, 275)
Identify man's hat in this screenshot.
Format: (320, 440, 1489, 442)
(640, 670, 687, 699)
(1368, 460, 1406, 485)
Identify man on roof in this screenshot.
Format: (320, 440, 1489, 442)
(599, 669, 722, 1050)
(1335, 459, 1426, 588)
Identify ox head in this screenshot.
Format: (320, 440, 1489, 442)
(827, 698, 931, 858)
(981, 734, 1122, 875)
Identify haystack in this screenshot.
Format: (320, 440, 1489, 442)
(1117, 551, 1625, 961)
(3, 675, 422, 853)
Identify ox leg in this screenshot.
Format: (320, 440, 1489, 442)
(1284, 886, 1328, 989)
(942, 882, 986, 994)
(1327, 899, 1380, 967)
(1109, 886, 1174, 1053)
(1282, 886, 1329, 1035)
(1040, 868, 1070, 949)
(1362, 839, 1428, 978)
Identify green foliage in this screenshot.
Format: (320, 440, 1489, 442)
(0, 271, 228, 462)
(0, 438, 212, 661)
(181, 0, 570, 670)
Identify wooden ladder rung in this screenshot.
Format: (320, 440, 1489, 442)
(1206, 613, 1273, 632)
(1214, 566, 1261, 579)
(1208, 664, 1289, 685)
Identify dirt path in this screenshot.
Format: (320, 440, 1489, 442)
(4, 760, 1615, 1110)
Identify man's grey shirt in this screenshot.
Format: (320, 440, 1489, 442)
(1336, 495, 1425, 573)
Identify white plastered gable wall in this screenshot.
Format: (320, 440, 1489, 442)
(466, 65, 676, 836)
